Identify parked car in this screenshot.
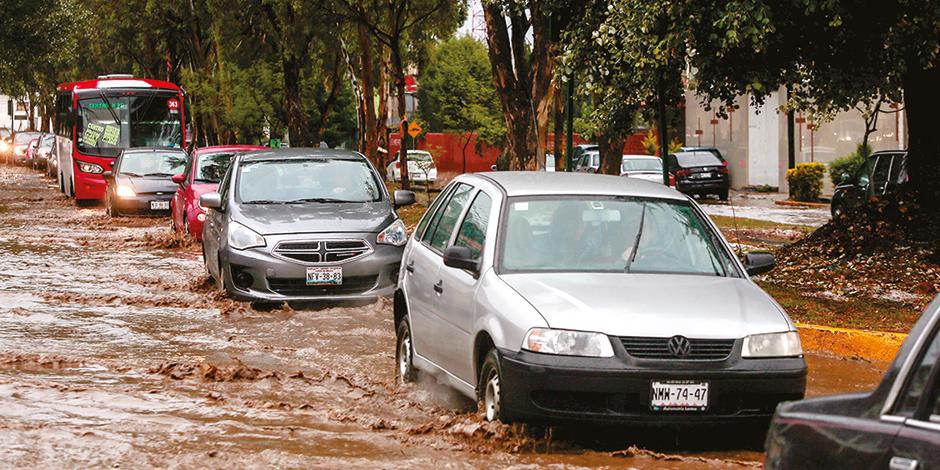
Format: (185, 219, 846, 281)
(620, 155, 671, 185)
(39, 133, 58, 177)
(765, 294, 940, 470)
(831, 150, 907, 218)
(103, 148, 187, 217)
(11, 131, 41, 165)
(394, 171, 805, 425)
(574, 150, 600, 173)
(667, 151, 731, 200)
(201, 148, 416, 302)
(31, 133, 55, 171)
(171, 145, 265, 239)
(386, 150, 437, 183)
(570, 144, 598, 168)
(23, 137, 41, 168)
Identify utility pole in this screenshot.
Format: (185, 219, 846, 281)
(657, 70, 669, 186)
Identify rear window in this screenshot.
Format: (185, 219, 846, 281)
(622, 158, 662, 172)
(675, 152, 723, 167)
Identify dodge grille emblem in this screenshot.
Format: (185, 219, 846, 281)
(667, 335, 692, 358)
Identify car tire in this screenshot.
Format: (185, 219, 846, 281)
(395, 319, 418, 384)
(718, 190, 729, 201)
(478, 349, 513, 423)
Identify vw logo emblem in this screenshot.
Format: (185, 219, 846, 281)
(667, 335, 692, 358)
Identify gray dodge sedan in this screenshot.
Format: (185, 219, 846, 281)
(201, 148, 415, 302)
(394, 172, 806, 425)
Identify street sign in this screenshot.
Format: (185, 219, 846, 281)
(408, 122, 422, 138)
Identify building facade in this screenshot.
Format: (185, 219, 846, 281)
(0, 95, 42, 131)
(684, 88, 906, 194)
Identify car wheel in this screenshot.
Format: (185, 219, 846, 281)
(718, 189, 729, 201)
(478, 349, 512, 423)
(831, 201, 844, 218)
(395, 319, 417, 384)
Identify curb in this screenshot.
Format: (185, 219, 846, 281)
(797, 323, 907, 363)
(774, 199, 830, 208)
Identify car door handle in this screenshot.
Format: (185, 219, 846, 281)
(889, 457, 919, 470)
(433, 280, 443, 294)
(405, 261, 414, 273)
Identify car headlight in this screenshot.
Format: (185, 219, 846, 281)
(742, 331, 803, 358)
(115, 185, 136, 198)
(523, 328, 614, 357)
(228, 221, 265, 250)
(376, 219, 407, 247)
(78, 162, 104, 174)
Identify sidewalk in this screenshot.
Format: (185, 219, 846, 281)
(698, 190, 831, 227)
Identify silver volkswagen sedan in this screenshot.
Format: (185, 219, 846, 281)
(201, 148, 415, 302)
(394, 172, 806, 425)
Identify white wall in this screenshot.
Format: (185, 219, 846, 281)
(0, 95, 40, 131)
(746, 92, 781, 187)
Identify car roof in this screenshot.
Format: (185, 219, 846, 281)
(195, 145, 266, 155)
(239, 147, 366, 162)
(622, 154, 660, 159)
(475, 171, 687, 200)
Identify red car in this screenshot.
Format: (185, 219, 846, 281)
(171, 145, 265, 239)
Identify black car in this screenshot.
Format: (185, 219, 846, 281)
(765, 295, 940, 470)
(667, 151, 731, 200)
(831, 150, 907, 218)
(103, 148, 187, 216)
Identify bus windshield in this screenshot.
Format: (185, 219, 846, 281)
(76, 90, 182, 157)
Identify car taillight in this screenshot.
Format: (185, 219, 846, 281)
(395, 161, 400, 169)
(718, 167, 729, 174)
(676, 169, 691, 178)
(669, 173, 676, 186)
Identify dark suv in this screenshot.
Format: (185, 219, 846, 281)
(831, 150, 907, 218)
(667, 151, 730, 200)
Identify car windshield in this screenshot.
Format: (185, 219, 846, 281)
(119, 151, 186, 177)
(622, 158, 662, 172)
(500, 196, 738, 276)
(14, 132, 40, 145)
(675, 152, 723, 167)
(195, 152, 236, 182)
(76, 91, 183, 157)
(238, 158, 381, 204)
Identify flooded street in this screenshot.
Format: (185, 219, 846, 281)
(0, 165, 885, 469)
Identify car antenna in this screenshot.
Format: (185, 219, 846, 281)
(727, 190, 743, 256)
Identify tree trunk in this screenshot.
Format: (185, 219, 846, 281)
(903, 66, 940, 205)
(597, 131, 626, 175)
(312, 52, 343, 146)
(390, 44, 410, 189)
(283, 53, 309, 147)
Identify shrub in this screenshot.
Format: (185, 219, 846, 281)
(787, 162, 826, 202)
(640, 130, 682, 156)
(828, 143, 870, 186)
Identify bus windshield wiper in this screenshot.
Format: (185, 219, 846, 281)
(97, 91, 123, 128)
(624, 202, 647, 273)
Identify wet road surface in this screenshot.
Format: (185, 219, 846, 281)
(699, 192, 831, 227)
(0, 165, 884, 468)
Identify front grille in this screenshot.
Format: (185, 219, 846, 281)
(620, 337, 735, 361)
(273, 239, 372, 264)
(267, 275, 378, 296)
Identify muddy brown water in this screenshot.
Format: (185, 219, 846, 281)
(0, 166, 886, 469)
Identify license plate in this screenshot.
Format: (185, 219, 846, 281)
(150, 200, 170, 210)
(692, 172, 713, 179)
(306, 267, 342, 286)
(650, 381, 709, 411)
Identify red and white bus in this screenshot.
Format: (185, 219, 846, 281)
(53, 75, 187, 202)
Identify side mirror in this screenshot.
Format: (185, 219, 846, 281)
(102, 171, 113, 180)
(200, 192, 223, 210)
(171, 173, 185, 185)
(840, 172, 851, 184)
(394, 189, 416, 208)
(744, 252, 775, 276)
(443, 245, 479, 277)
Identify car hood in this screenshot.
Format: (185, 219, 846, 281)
(498, 273, 791, 338)
(190, 182, 218, 201)
(121, 176, 177, 195)
(235, 201, 394, 235)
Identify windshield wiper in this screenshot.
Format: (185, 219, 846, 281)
(97, 91, 123, 129)
(121, 171, 143, 177)
(144, 172, 174, 177)
(286, 197, 354, 204)
(624, 202, 647, 273)
(244, 200, 289, 205)
(193, 178, 217, 183)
